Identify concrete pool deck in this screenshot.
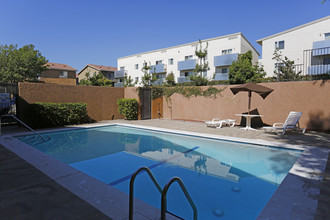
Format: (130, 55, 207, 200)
(1, 119, 330, 219)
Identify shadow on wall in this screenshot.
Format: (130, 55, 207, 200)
(238, 108, 265, 128)
(307, 111, 330, 132)
(312, 78, 329, 87)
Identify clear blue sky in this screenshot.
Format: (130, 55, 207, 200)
(1, 0, 329, 72)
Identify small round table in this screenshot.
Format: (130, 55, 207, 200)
(235, 114, 263, 131)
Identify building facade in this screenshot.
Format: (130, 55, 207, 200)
(40, 62, 77, 85)
(116, 33, 259, 86)
(257, 15, 330, 77)
(77, 64, 117, 83)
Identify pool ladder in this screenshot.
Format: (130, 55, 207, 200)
(0, 114, 51, 144)
(129, 167, 197, 220)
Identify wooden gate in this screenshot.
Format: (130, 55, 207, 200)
(152, 97, 163, 119)
(140, 88, 151, 120)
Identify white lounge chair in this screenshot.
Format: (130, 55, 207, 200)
(263, 111, 306, 135)
(205, 118, 236, 128)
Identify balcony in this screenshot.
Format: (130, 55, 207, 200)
(114, 82, 123, 87)
(214, 53, 238, 67)
(152, 78, 165, 86)
(150, 64, 167, 74)
(312, 40, 330, 56)
(214, 73, 229, 81)
(177, 76, 191, 83)
(114, 69, 126, 78)
(308, 64, 330, 75)
(178, 59, 196, 71)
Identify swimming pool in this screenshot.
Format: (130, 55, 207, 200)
(17, 124, 302, 219)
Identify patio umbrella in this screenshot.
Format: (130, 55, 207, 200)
(230, 82, 273, 115)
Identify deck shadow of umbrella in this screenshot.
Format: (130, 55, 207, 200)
(239, 108, 264, 128)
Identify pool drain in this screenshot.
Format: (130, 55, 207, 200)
(231, 186, 241, 192)
(213, 209, 224, 217)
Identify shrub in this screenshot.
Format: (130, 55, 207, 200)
(25, 102, 92, 128)
(117, 98, 138, 120)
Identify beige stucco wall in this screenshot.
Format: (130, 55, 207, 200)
(161, 81, 330, 131)
(18, 83, 125, 121)
(77, 67, 99, 82)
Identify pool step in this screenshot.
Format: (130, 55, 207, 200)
(19, 135, 51, 145)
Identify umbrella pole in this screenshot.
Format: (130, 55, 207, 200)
(248, 91, 251, 115)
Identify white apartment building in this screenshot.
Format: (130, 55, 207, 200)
(115, 33, 259, 87)
(257, 15, 330, 77)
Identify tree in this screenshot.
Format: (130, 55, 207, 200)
(123, 75, 137, 87)
(229, 50, 266, 84)
(140, 61, 154, 87)
(0, 44, 48, 83)
(272, 49, 301, 81)
(79, 71, 112, 86)
(165, 72, 176, 87)
(191, 40, 209, 86)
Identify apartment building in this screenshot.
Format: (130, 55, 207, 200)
(257, 15, 330, 77)
(115, 33, 259, 86)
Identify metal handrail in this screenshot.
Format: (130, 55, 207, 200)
(129, 167, 162, 220)
(161, 177, 197, 220)
(1, 114, 46, 141)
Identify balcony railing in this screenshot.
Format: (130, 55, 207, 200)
(214, 53, 238, 67)
(150, 64, 167, 74)
(114, 82, 123, 87)
(114, 69, 126, 78)
(151, 78, 166, 86)
(214, 73, 229, 81)
(308, 64, 330, 75)
(177, 76, 191, 83)
(178, 59, 196, 71)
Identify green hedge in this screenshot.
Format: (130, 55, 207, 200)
(117, 98, 138, 120)
(25, 102, 92, 128)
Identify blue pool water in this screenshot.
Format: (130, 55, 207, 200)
(17, 125, 302, 219)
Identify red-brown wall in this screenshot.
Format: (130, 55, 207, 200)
(161, 81, 330, 131)
(18, 83, 125, 121)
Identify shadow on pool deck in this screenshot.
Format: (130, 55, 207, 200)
(1, 119, 330, 219)
(0, 145, 111, 219)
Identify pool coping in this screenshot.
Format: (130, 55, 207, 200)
(1, 122, 329, 220)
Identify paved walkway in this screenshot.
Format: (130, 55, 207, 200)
(1, 119, 330, 219)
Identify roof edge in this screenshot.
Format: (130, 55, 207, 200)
(118, 32, 247, 60)
(256, 15, 330, 44)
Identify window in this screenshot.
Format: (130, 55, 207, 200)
(221, 68, 229, 74)
(222, 49, 233, 55)
(274, 63, 284, 72)
(184, 71, 193, 77)
(135, 77, 139, 82)
(275, 41, 285, 50)
(203, 71, 207, 77)
(156, 60, 162, 65)
(185, 55, 193, 60)
(168, 58, 174, 65)
(135, 64, 138, 69)
(156, 74, 165, 79)
(59, 71, 68, 78)
(120, 66, 125, 71)
(325, 33, 330, 40)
